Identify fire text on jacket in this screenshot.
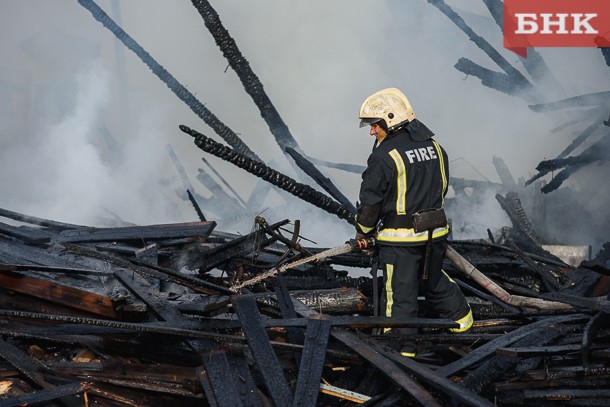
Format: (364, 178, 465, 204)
(405, 146, 438, 164)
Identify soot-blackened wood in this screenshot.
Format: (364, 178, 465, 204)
(63, 243, 230, 296)
(201, 351, 245, 407)
(56, 221, 216, 243)
(504, 239, 563, 291)
(190, 0, 300, 152)
(258, 287, 368, 315)
(0, 381, 89, 407)
(292, 319, 331, 407)
(226, 354, 264, 407)
(231, 294, 293, 407)
(435, 314, 587, 378)
(541, 291, 610, 312)
(0, 270, 117, 319)
(78, 0, 260, 161)
(196, 367, 219, 407)
(582, 311, 609, 366)
(285, 147, 357, 214)
(460, 322, 572, 394)
(0, 222, 51, 245)
(453, 278, 521, 315)
(196, 227, 276, 273)
(291, 299, 456, 407)
(275, 278, 305, 352)
(0, 338, 51, 389)
(0, 207, 85, 231)
(114, 269, 183, 322)
(365, 338, 496, 407)
(181, 125, 357, 226)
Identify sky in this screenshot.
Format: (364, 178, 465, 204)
(0, 0, 608, 253)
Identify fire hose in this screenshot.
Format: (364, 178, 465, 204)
(230, 237, 375, 291)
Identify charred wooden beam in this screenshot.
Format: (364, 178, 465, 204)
(435, 313, 587, 378)
(0, 222, 51, 245)
(256, 217, 312, 257)
(285, 147, 357, 214)
(582, 311, 609, 366)
(195, 227, 276, 274)
(454, 58, 524, 96)
(190, 0, 299, 152)
(0, 337, 53, 390)
(200, 351, 246, 407)
(482, 0, 565, 96)
(492, 156, 517, 190)
(427, 0, 533, 97)
(0, 270, 117, 319)
(0, 381, 90, 407)
(292, 319, 331, 407)
(459, 321, 574, 394)
(77, 0, 261, 161)
(61, 243, 232, 295)
(180, 125, 356, 225)
(525, 111, 607, 186)
(291, 298, 493, 407)
(56, 221, 215, 244)
(496, 192, 543, 248)
(187, 189, 207, 222)
(231, 294, 293, 406)
(504, 239, 563, 291)
(0, 207, 85, 231)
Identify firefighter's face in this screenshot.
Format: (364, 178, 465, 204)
(370, 122, 387, 142)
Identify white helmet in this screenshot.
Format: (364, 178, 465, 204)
(358, 87, 416, 130)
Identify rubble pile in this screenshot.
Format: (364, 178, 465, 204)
(0, 207, 608, 406)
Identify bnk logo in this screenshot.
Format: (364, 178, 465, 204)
(504, 0, 610, 58)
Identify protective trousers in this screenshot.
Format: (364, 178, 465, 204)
(379, 240, 471, 354)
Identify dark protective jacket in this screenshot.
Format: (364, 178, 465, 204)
(356, 120, 449, 245)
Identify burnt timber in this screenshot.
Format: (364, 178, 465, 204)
(0, 207, 609, 406)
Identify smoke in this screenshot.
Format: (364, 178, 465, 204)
(0, 1, 608, 255)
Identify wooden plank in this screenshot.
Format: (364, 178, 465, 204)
(56, 221, 216, 243)
(226, 354, 264, 407)
(201, 351, 245, 407)
(292, 319, 331, 407)
(0, 270, 117, 319)
(114, 269, 182, 321)
(0, 222, 51, 245)
(435, 314, 587, 378)
(0, 381, 89, 407)
(0, 338, 51, 389)
(196, 366, 219, 407)
(290, 299, 447, 407)
(231, 294, 293, 407)
(496, 344, 583, 357)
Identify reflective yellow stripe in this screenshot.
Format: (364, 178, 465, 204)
(388, 149, 407, 215)
(385, 264, 394, 318)
(357, 222, 375, 234)
(377, 225, 449, 243)
(449, 308, 473, 333)
(400, 351, 416, 358)
(442, 270, 455, 283)
(432, 140, 447, 205)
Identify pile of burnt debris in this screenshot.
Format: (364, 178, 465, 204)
(0, 206, 609, 407)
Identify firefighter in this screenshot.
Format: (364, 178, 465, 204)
(355, 87, 473, 357)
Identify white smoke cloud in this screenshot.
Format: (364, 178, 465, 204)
(0, 1, 607, 255)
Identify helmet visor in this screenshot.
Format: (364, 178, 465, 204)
(359, 117, 381, 128)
